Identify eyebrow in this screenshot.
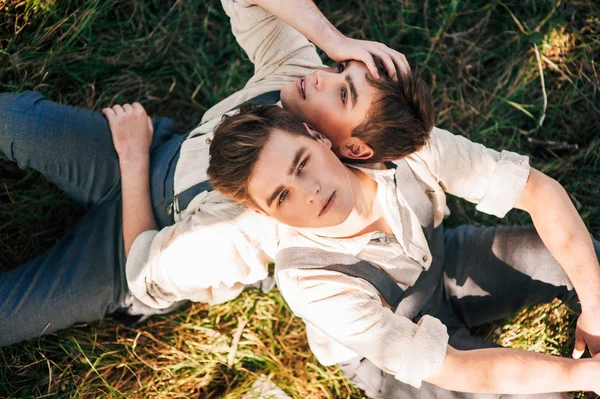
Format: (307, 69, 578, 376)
(345, 74, 358, 109)
(266, 146, 308, 208)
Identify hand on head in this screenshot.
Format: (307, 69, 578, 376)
(324, 36, 410, 81)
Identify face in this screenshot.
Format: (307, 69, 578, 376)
(281, 61, 379, 155)
(247, 128, 354, 229)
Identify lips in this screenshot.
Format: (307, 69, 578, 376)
(296, 78, 306, 100)
(319, 191, 336, 217)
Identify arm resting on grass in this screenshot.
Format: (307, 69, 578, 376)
(514, 168, 600, 356)
(426, 345, 600, 394)
(409, 129, 600, 357)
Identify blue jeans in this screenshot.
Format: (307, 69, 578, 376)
(0, 91, 179, 346)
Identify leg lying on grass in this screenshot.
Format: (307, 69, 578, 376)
(0, 91, 180, 346)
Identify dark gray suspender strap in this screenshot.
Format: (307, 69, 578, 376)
(170, 90, 281, 216)
(226, 90, 281, 113)
(170, 181, 213, 215)
(275, 247, 405, 312)
(322, 262, 404, 311)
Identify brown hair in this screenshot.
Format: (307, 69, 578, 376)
(207, 103, 312, 209)
(351, 60, 435, 163)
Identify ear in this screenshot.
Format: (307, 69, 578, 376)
(303, 123, 332, 149)
(338, 137, 374, 160)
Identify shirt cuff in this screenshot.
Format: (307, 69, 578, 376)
(476, 150, 531, 218)
(395, 315, 449, 389)
(126, 230, 176, 309)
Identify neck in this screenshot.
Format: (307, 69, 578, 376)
(305, 166, 386, 238)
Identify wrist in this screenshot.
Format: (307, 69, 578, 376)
(119, 154, 150, 178)
(578, 282, 600, 313)
(571, 358, 600, 392)
(581, 302, 600, 317)
(320, 23, 344, 56)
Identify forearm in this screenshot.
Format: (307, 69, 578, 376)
(520, 169, 600, 310)
(119, 156, 157, 257)
(427, 346, 596, 394)
(251, 0, 342, 54)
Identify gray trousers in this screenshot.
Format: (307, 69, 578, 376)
(340, 225, 600, 399)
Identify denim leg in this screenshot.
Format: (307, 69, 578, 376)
(0, 91, 177, 208)
(443, 225, 600, 328)
(0, 192, 128, 347)
(0, 92, 182, 347)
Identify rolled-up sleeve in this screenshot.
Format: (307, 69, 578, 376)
(475, 149, 530, 217)
(395, 315, 448, 387)
(277, 268, 449, 388)
(126, 209, 273, 309)
(221, 0, 323, 82)
(415, 127, 531, 218)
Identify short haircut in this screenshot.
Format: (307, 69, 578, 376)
(351, 60, 435, 163)
(207, 103, 312, 209)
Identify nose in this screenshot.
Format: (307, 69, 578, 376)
(313, 69, 336, 91)
(297, 179, 320, 204)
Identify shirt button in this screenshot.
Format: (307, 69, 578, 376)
(205, 137, 212, 145)
(422, 255, 428, 263)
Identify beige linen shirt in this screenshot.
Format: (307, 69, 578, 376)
(276, 127, 531, 388)
(126, 0, 325, 309)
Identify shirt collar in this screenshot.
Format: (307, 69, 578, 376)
(295, 228, 375, 256)
(346, 162, 397, 181)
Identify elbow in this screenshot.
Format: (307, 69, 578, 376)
(424, 346, 464, 389)
(518, 169, 566, 214)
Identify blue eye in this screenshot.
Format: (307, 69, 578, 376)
(278, 191, 288, 205)
(341, 88, 347, 104)
(298, 159, 307, 173)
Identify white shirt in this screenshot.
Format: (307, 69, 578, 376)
(275, 127, 531, 388)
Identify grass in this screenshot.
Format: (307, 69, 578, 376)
(1, 0, 599, 397)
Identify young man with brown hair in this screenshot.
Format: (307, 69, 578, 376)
(0, 0, 423, 346)
(208, 103, 600, 398)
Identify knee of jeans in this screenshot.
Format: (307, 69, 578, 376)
(0, 91, 46, 160)
(0, 91, 45, 110)
(0, 91, 46, 126)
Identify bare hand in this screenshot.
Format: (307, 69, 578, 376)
(325, 35, 410, 81)
(102, 103, 154, 163)
(573, 309, 600, 359)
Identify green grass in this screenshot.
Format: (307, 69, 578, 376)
(1, 0, 599, 397)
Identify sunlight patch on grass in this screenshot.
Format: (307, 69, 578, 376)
(543, 27, 575, 62)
